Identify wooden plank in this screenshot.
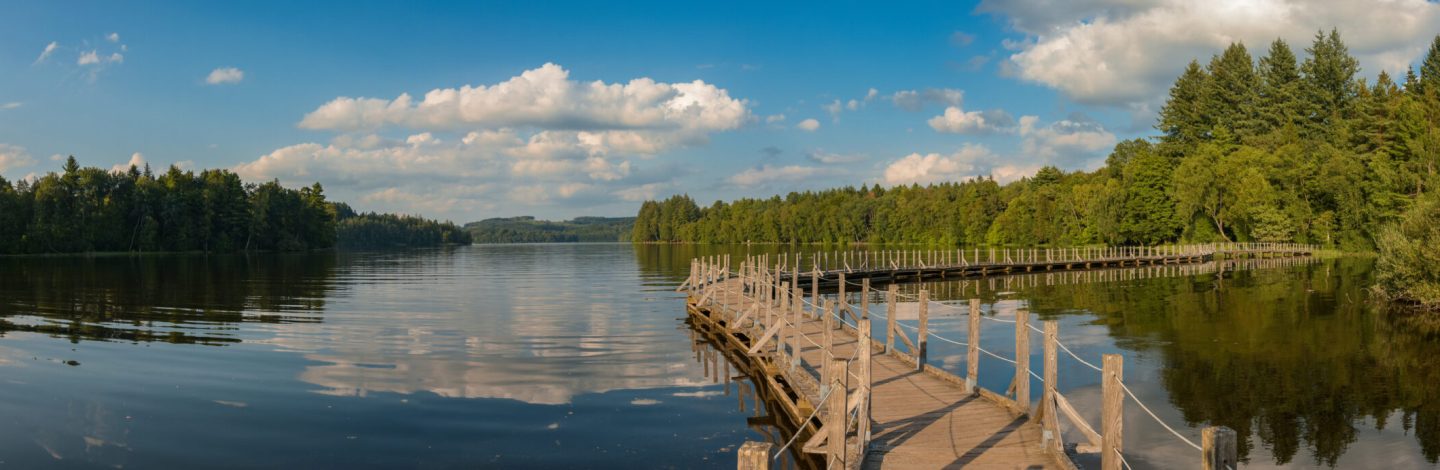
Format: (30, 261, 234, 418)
(967, 298, 980, 394)
(737, 441, 771, 470)
(1015, 309, 1030, 413)
(1203, 426, 1237, 470)
(916, 289, 928, 371)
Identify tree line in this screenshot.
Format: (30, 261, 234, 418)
(466, 216, 634, 243)
(0, 157, 465, 254)
(633, 30, 1440, 253)
(335, 204, 473, 249)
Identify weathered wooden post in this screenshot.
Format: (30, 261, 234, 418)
(858, 316, 873, 450)
(1202, 426, 1237, 470)
(860, 278, 870, 320)
(967, 299, 981, 394)
(886, 284, 898, 353)
(917, 289, 929, 371)
(1042, 320, 1060, 452)
(791, 286, 803, 371)
(823, 300, 835, 363)
(837, 271, 847, 328)
(825, 358, 849, 469)
(1015, 309, 1030, 413)
(1101, 354, 1125, 470)
(811, 269, 820, 318)
(737, 441, 771, 470)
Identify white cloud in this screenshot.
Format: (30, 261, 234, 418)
(927, 106, 1016, 134)
(823, 99, 843, 121)
(206, 67, 245, 85)
(985, 0, 1440, 105)
(106, 32, 120, 43)
(882, 144, 997, 186)
(235, 63, 753, 219)
(891, 88, 965, 112)
(765, 113, 786, 123)
(297, 63, 750, 135)
(113, 152, 145, 173)
(1018, 114, 1118, 165)
(727, 164, 834, 188)
(35, 42, 58, 64)
(77, 50, 100, 65)
(796, 118, 821, 131)
(1, 102, 20, 110)
(807, 150, 866, 164)
(0, 143, 37, 175)
(0, 144, 37, 176)
(108, 53, 123, 64)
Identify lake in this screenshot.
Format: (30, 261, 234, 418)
(1, 244, 1437, 469)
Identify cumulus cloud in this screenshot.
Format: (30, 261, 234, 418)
(0, 144, 37, 176)
(882, 144, 996, 186)
(111, 152, 146, 173)
(1018, 114, 1118, 166)
(234, 63, 752, 218)
(1, 102, 20, 110)
(106, 32, 120, 43)
(297, 63, 750, 135)
(891, 88, 965, 111)
(928, 106, 1016, 134)
(727, 164, 834, 188)
(206, 67, 245, 85)
(35, 42, 59, 64)
(984, 0, 1440, 105)
(77, 50, 100, 65)
(765, 113, 786, 124)
(796, 118, 821, 131)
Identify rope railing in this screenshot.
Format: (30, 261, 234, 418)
(694, 253, 1248, 470)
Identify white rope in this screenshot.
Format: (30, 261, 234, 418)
(1056, 339, 1103, 372)
(1117, 448, 1134, 470)
(1116, 379, 1203, 452)
(772, 384, 838, 459)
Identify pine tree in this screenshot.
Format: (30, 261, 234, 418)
(1159, 60, 1211, 148)
(1417, 35, 1440, 95)
(1300, 29, 1361, 134)
(1258, 39, 1302, 134)
(1202, 42, 1261, 138)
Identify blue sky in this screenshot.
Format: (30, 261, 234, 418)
(4, 0, 1439, 221)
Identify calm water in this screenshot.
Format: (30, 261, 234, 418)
(1, 245, 1437, 469)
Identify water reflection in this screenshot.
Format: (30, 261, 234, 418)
(0, 254, 335, 345)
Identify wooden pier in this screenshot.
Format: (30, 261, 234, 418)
(680, 243, 1314, 469)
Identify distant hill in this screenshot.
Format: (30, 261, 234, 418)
(465, 216, 634, 243)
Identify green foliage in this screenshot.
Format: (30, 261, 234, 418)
(0, 159, 460, 254)
(337, 211, 472, 249)
(1375, 191, 1440, 307)
(466, 216, 634, 243)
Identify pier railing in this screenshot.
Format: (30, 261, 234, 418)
(681, 246, 1304, 469)
(705, 242, 1317, 277)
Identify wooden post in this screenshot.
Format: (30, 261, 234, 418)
(967, 299, 980, 394)
(737, 441, 771, 470)
(858, 317, 873, 449)
(838, 271, 847, 326)
(860, 278, 870, 320)
(917, 289, 929, 371)
(1202, 426, 1237, 470)
(1101, 354, 1124, 470)
(1015, 310, 1030, 413)
(1042, 321, 1060, 453)
(886, 284, 897, 353)
(791, 286, 803, 371)
(823, 300, 834, 363)
(811, 269, 820, 318)
(825, 358, 849, 469)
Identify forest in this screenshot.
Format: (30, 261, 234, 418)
(0, 157, 466, 254)
(465, 216, 634, 243)
(633, 30, 1440, 254)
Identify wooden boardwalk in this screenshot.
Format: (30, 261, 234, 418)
(682, 244, 1314, 470)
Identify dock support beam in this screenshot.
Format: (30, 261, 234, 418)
(737, 441, 771, 470)
(1203, 426, 1237, 470)
(1101, 354, 1125, 470)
